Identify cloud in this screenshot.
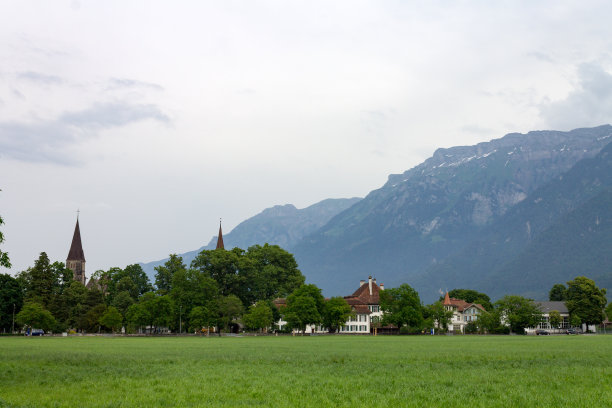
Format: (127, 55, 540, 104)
(17, 71, 65, 86)
(60, 102, 170, 128)
(540, 63, 612, 130)
(107, 78, 164, 91)
(0, 102, 171, 165)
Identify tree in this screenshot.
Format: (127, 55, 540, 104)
(242, 301, 274, 332)
(170, 267, 218, 332)
(477, 310, 503, 334)
(85, 304, 107, 333)
(549, 310, 562, 332)
(380, 284, 424, 333)
(239, 244, 305, 305)
(288, 284, 325, 316)
(495, 295, 542, 334)
(606, 302, 612, 322)
(565, 276, 607, 329)
(443, 289, 493, 311)
(217, 295, 243, 334)
(188, 306, 214, 333)
(0, 273, 23, 332)
(111, 291, 134, 325)
(0, 212, 11, 269)
(17, 253, 71, 308)
(322, 297, 353, 333)
(549, 284, 567, 301)
(126, 303, 151, 333)
(284, 295, 320, 334)
(191, 248, 244, 297)
(426, 301, 453, 333)
(154, 254, 186, 295)
(16, 302, 56, 332)
(570, 314, 582, 328)
(99, 306, 123, 333)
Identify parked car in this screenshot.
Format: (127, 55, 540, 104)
(30, 329, 45, 336)
(535, 329, 550, 335)
(566, 328, 583, 334)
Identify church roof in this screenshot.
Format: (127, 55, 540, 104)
(216, 221, 224, 250)
(67, 218, 85, 261)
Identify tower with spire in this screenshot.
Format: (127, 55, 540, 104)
(216, 219, 224, 250)
(66, 215, 86, 285)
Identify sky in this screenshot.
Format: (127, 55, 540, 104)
(2, 1, 612, 276)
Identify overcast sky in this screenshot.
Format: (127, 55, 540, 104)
(2, 1, 612, 276)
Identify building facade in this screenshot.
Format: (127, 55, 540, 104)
(442, 292, 486, 333)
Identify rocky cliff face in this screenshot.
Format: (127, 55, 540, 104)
(293, 125, 612, 297)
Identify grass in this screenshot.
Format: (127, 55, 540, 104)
(1, 335, 611, 407)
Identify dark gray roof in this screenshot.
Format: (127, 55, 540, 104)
(535, 301, 568, 314)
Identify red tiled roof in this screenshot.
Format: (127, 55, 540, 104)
(346, 279, 381, 305)
(446, 297, 486, 312)
(352, 304, 371, 314)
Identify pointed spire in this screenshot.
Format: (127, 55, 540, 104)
(216, 219, 224, 250)
(443, 291, 451, 306)
(67, 217, 86, 261)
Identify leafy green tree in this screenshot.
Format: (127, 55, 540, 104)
(85, 304, 107, 333)
(217, 295, 243, 334)
(606, 302, 612, 322)
(380, 284, 424, 333)
(242, 301, 274, 332)
(322, 297, 353, 333)
(570, 314, 582, 328)
(548, 310, 562, 331)
(289, 284, 325, 316)
(111, 291, 134, 325)
(549, 284, 567, 301)
(170, 267, 218, 332)
(477, 310, 503, 334)
(16, 302, 56, 332)
(191, 248, 244, 297)
(99, 306, 123, 333)
(17, 253, 72, 308)
(188, 306, 214, 333)
(126, 303, 151, 333)
(565, 276, 607, 328)
(442, 289, 493, 311)
(0, 212, 11, 269)
(284, 295, 321, 334)
(426, 301, 453, 333)
(0, 273, 23, 332)
(239, 244, 305, 305)
(495, 295, 542, 334)
(154, 254, 186, 295)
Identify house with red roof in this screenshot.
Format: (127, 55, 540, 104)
(442, 292, 486, 333)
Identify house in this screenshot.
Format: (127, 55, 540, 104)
(442, 292, 486, 333)
(340, 276, 384, 334)
(525, 301, 570, 334)
(273, 276, 385, 334)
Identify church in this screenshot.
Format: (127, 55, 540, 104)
(66, 215, 87, 285)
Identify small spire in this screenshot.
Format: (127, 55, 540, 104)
(443, 291, 451, 306)
(216, 218, 224, 250)
(67, 216, 85, 262)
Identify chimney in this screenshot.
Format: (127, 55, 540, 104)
(380, 283, 384, 290)
(373, 278, 377, 284)
(360, 280, 366, 287)
(368, 276, 372, 296)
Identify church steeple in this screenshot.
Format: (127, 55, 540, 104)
(67, 215, 86, 285)
(216, 219, 224, 250)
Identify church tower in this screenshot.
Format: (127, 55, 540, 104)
(66, 216, 86, 285)
(216, 219, 224, 250)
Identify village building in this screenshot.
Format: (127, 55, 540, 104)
(274, 276, 385, 334)
(442, 292, 486, 333)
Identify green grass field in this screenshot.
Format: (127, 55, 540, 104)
(1, 335, 611, 407)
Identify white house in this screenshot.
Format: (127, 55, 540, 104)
(274, 276, 384, 334)
(442, 292, 486, 333)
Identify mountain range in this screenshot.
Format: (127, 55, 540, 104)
(141, 125, 612, 302)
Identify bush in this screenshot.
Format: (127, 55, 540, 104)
(464, 322, 478, 334)
(489, 326, 510, 335)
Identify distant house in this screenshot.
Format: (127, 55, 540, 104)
(442, 292, 486, 333)
(273, 276, 385, 334)
(527, 301, 570, 333)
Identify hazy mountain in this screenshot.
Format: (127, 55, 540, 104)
(413, 140, 612, 301)
(293, 125, 612, 299)
(139, 197, 361, 280)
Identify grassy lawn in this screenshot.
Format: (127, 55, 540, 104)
(1, 335, 611, 407)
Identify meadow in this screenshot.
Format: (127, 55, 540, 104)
(1, 335, 611, 407)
